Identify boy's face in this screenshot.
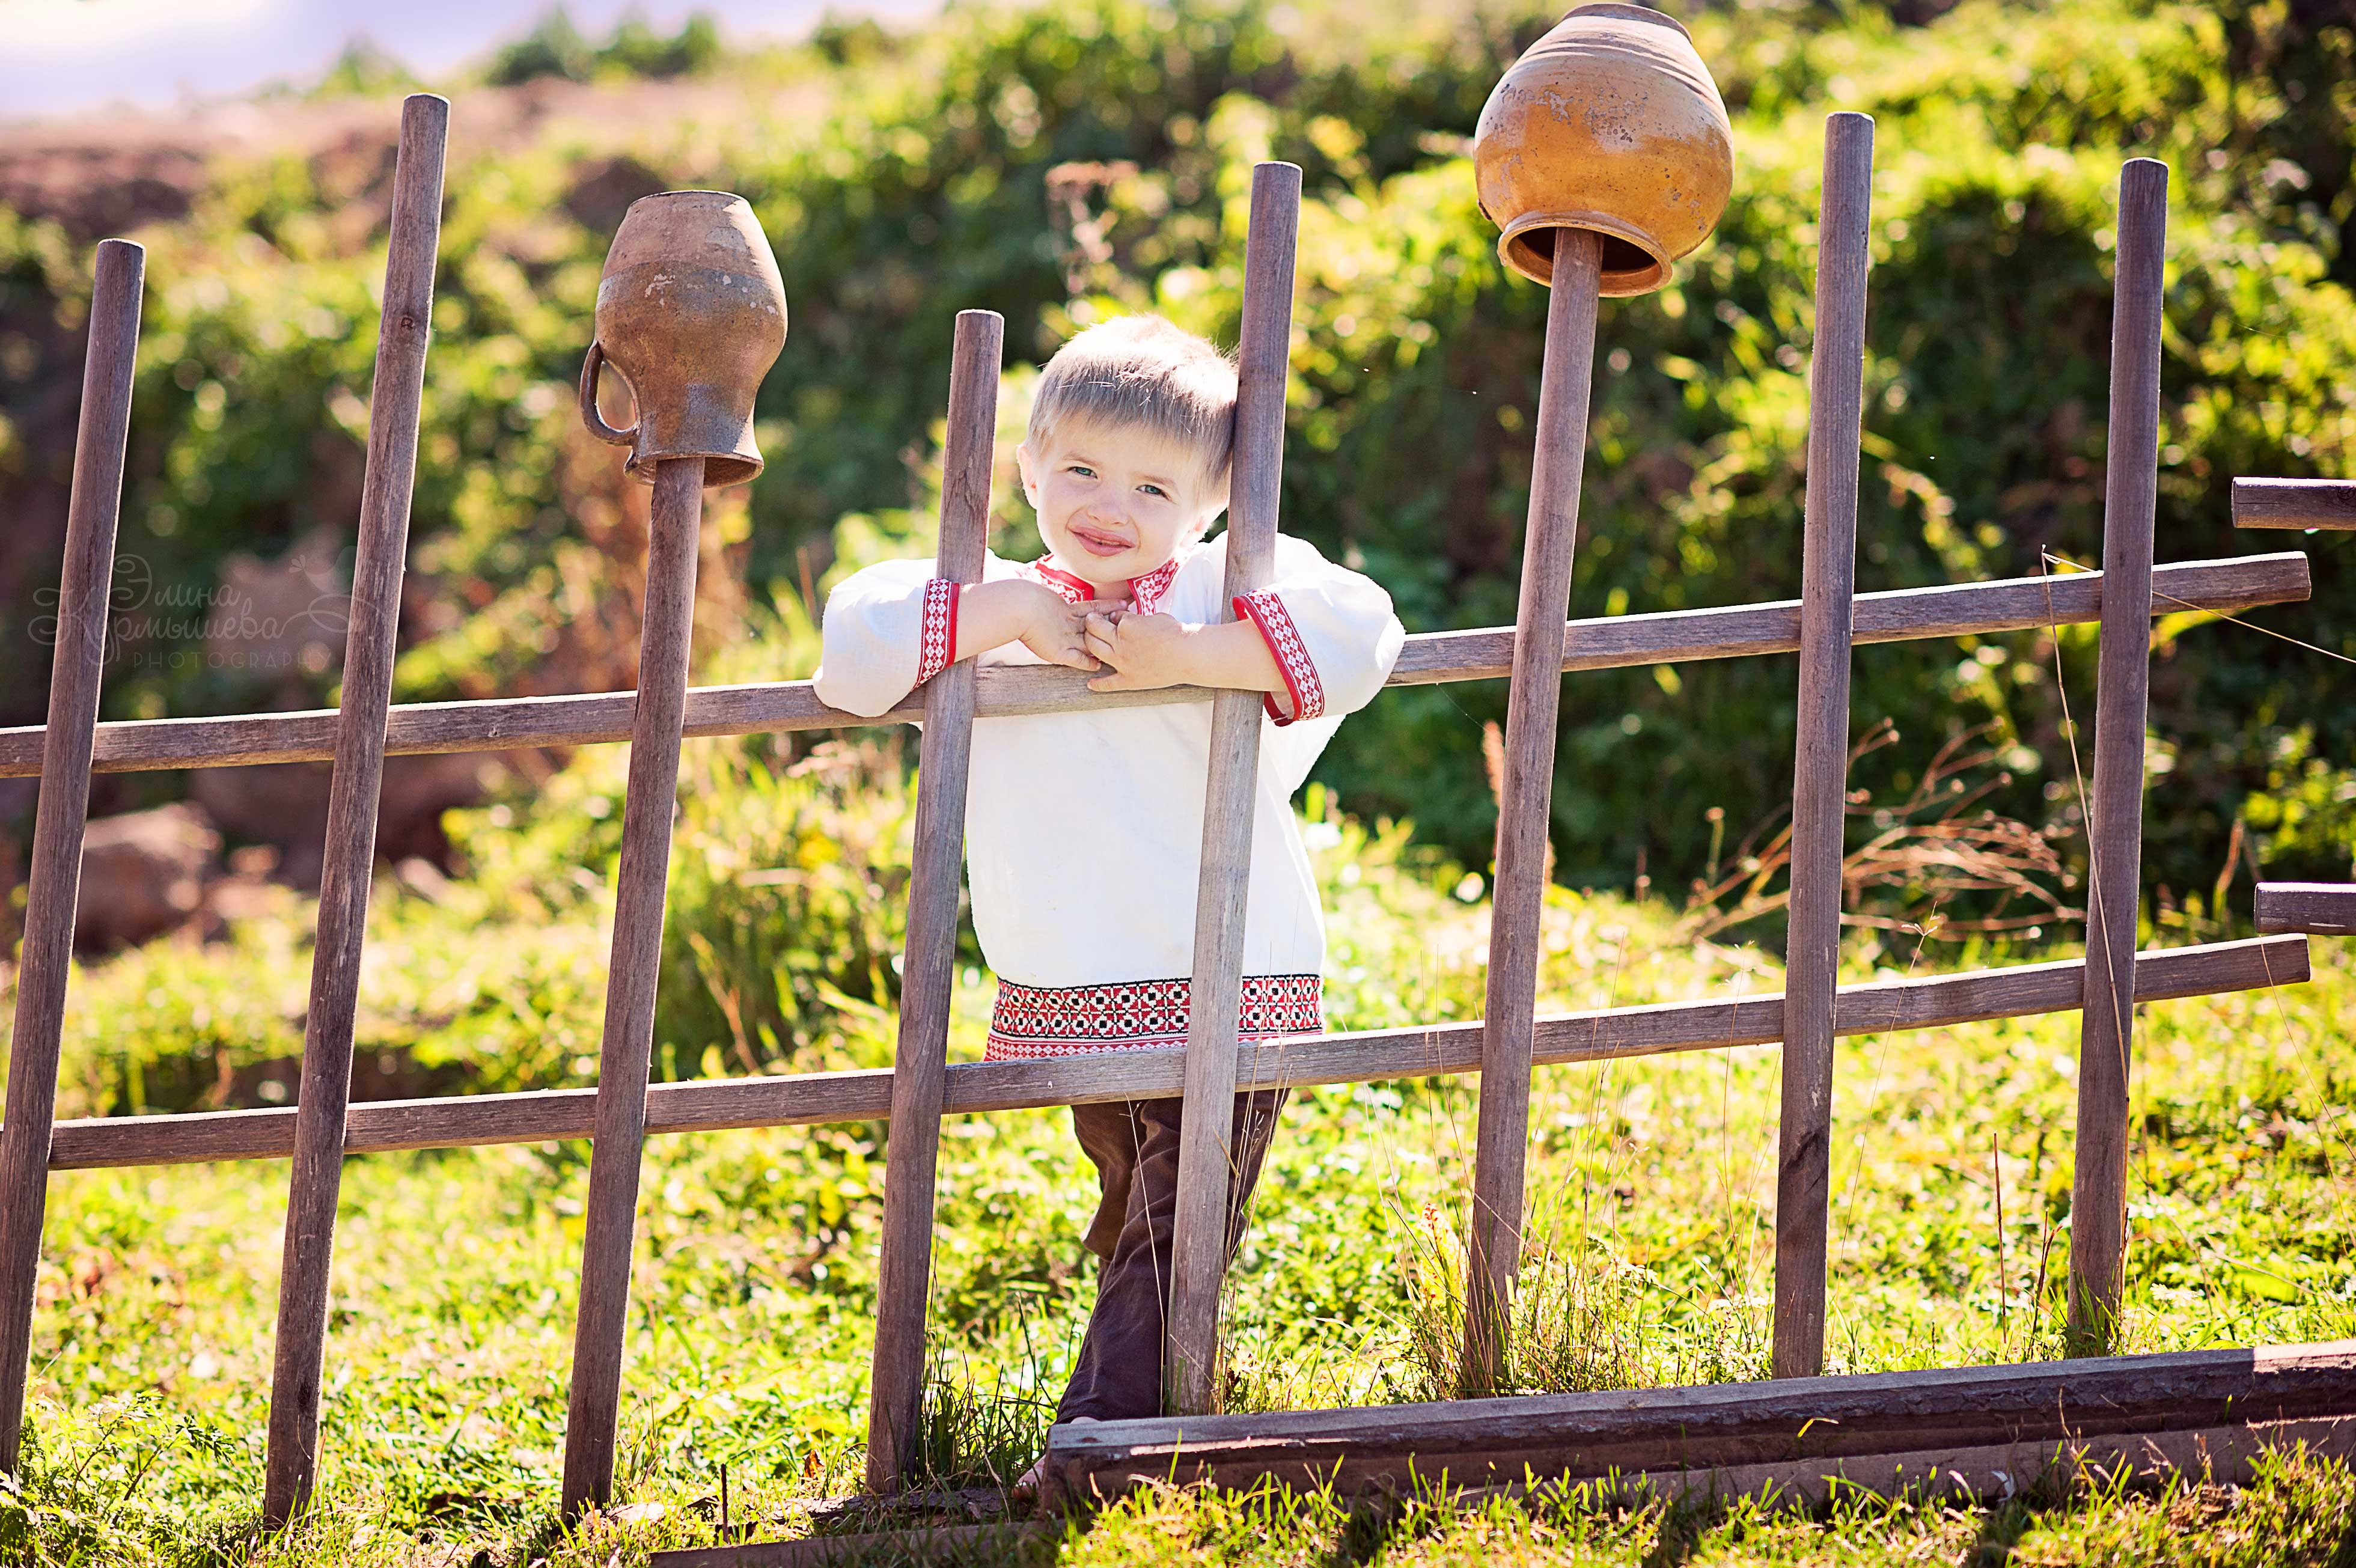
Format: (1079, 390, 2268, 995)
(1017, 415, 1228, 589)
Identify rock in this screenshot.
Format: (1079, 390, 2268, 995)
(189, 749, 495, 892)
(198, 868, 287, 937)
(190, 761, 332, 890)
(377, 749, 497, 866)
(205, 523, 351, 709)
(394, 856, 451, 902)
(75, 802, 220, 952)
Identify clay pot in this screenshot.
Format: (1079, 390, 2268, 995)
(578, 191, 787, 486)
(1473, 3, 1733, 296)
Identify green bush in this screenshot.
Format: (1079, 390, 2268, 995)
(484, 10, 723, 87)
(2, 0, 2349, 923)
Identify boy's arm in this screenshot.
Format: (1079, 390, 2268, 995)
(1235, 534, 1406, 725)
(1082, 614, 1285, 696)
(1083, 536, 1405, 725)
(814, 563, 1112, 718)
(813, 558, 947, 718)
(956, 579, 1108, 670)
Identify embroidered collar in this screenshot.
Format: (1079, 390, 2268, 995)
(1027, 560, 1097, 605)
(1129, 552, 1186, 612)
(1024, 547, 1191, 614)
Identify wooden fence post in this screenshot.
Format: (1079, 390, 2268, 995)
(1461, 228, 1604, 1395)
(0, 237, 145, 1475)
(1771, 111, 1875, 1382)
(560, 453, 707, 1517)
(2068, 157, 2169, 1355)
(863, 310, 1003, 1490)
(261, 92, 449, 1527)
(1163, 161, 1302, 1417)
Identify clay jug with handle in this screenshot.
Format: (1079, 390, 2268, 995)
(578, 191, 787, 486)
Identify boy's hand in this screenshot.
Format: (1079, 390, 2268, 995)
(1083, 609, 1194, 692)
(1016, 581, 1128, 672)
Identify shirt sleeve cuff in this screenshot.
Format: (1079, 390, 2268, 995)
(915, 577, 960, 685)
(1234, 591, 1325, 727)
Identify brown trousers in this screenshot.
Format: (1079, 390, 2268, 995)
(1056, 1087, 1290, 1423)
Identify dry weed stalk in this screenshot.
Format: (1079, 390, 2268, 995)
(1678, 721, 2080, 944)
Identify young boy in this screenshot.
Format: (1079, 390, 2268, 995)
(813, 313, 1405, 1477)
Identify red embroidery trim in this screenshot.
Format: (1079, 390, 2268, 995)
(1027, 560, 1096, 603)
(1021, 547, 1191, 611)
(1234, 591, 1325, 726)
(915, 578, 959, 684)
(1129, 553, 1185, 614)
(983, 973, 1324, 1061)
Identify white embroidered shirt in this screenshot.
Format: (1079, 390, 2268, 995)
(813, 532, 1406, 1060)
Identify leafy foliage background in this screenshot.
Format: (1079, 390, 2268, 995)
(1, 0, 2351, 915)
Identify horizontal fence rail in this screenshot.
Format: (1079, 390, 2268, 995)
(2235, 478, 2356, 531)
(34, 933, 2307, 1171)
(2257, 882, 2356, 936)
(0, 554, 2308, 779)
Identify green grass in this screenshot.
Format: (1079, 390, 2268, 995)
(4, 770, 2354, 1563)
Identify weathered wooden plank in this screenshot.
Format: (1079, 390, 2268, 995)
(1061, 1414, 2356, 1507)
(2256, 882, 2356, 937)
(864, 310, 1001, 1490)
(1603, 1417, 2356, 1512)
(561, 455, 707, 1518)
(2068, 159, 2167, 1355)
(1166, 161, 1301, 1417)
(0, 237, 145, 1475)
(2233, 478, 2356, 531)
(263, 92, 448, 1528)
(649, 1520, 1050, 1568)
(1773, 111, 1873, 1383)
(1044, 1338, 2356, 1501)
(1465, 228, 1604, 1396)
(36, 935, 2309, 1170)
(0, 555, 2307, 779)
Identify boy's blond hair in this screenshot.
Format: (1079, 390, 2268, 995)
(1028, 314, 1238, 496)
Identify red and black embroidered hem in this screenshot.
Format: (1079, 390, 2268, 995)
(983, 972, 1324, 1061)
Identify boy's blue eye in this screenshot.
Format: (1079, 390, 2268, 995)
(1140, 484, 1168, 498)
(1067, 464, 1096, 478)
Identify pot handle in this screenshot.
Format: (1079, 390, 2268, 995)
(577, 340, 638, 447)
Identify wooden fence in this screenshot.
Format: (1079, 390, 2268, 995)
(0, 93, 2335, 1530)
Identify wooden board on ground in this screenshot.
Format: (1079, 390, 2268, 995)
(649, 1519, 1049, 1567)
(1622, 1416, 2356, 1512)
(1043, 1339, 2356, 1502)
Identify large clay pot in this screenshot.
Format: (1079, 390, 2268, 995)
(1474, 3, 1733, 296)
(578, 191, 787, 486)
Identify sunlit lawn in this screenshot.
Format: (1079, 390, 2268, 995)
(10, 816, 2354, 1563)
